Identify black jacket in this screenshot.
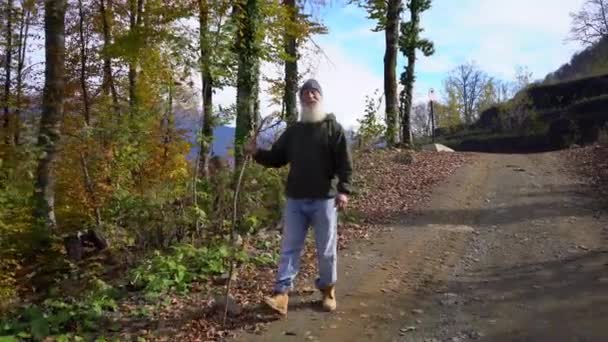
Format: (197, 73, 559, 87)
(254, 115, 353, 199)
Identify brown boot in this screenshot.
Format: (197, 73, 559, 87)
(320, 286, 337, 312)
(263, 292, 289, 315)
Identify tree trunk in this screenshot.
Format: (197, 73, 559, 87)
(99, 0, 119, 115)
(402, 48, 416, 147)
(283, 0, 298, 125)
(128, 0, 137, 111)
(78, 0, 91, 125)
(136, 0, 144, 26)
(80, 151, 102, 228)
(128, 0, 143, 112)
(78, 0, 101, 228)
(398, 85, 406, 142)
(3, 0, 14, 145)
(14, 2, 30, 146)
(34, 0, 67, 235)
(463, 86, 470, 124)
(401, 2, 422, 147)
(384, 0, 400, 147)
(234, 0, 260, 167)
(198, 0, 213, 178)
(163, 83, 174, 159)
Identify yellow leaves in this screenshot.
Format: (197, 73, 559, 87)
(54, 112, 195, 232)
(169, 166, 188, 181)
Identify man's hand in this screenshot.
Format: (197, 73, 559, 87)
(244, 137, 257, 156)
(335, 193, 348, 210)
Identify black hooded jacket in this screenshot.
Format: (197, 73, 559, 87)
(254, 114, 353, 199)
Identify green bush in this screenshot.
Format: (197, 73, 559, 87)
(0, 279, 120, 341)
(0, 146, 37, 310)
(130, 242, 279, 300)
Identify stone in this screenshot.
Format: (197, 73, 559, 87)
(400, 326, 416, 333)
(211, 294, 242, 317)
(422, 143, 455, 152)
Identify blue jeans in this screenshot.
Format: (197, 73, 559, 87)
(274, 198, 338, 294)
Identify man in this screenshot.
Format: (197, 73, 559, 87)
(245, 79, 353, 315)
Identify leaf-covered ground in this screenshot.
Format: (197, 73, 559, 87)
(562, 144, 608, 199)
(103, 144, 608, 341)
(113, 149, 473, 341)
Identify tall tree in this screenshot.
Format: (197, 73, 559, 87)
(436, 82, 462, 131)
(261, 0, 326, 123)
(233, 0, 261, 166)
(33, 0, 67, 234)
(127, 0, 144, 112)
(76, 0, 103, 227)
(348, 0, 400, 146)
(3, 0, 14, 145)
(198, 0, 213, 177)
(384, 0, 400, 146)
(475, 77, 499, 114)
(398, 0, 434, 147)
(77, 0, 91, 125)
(13, 0, 34, 145)
(98, 0, 120, 115)
(282, 0, 298, 125)
(445, 62, 488, 125)
(193, 0, 233, 177)
(569, 0, 608, 46)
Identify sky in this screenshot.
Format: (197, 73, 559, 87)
(216, 0, 587, 130)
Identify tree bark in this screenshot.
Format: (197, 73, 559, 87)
(14, 1, 30, 146)
(128, 0, 143, 112)
(234, 0, 260, 167)
(398, 0, 434, 145)
(283, 0, 298, 125)
(77, 0, 102, 228)
(162, 82, 174, 161)
(99, 0, 119, 115)
(78, 0, 91, 125)
(198, 0, 213, 178)
(3, 0, 14, 145)
(128, 0, 137, 111)
(34, 0, 67, 234)
(402, 48, 415, 146)
(384, 0, 400, 146)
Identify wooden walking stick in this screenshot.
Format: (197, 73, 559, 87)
(222, 113, 283, 326)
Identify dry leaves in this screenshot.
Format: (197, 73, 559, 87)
(126, 148, 473, 341)
(562, 144, 608, 197)
(338, 149, 473, 247)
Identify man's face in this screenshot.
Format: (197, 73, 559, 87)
(301, 89, 321, 106)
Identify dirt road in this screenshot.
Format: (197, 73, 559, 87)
(234, 152, 608, 342)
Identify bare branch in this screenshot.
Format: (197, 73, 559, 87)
(569, 0, 608, 45)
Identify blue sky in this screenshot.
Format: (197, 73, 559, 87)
(219, 0, 587, 129)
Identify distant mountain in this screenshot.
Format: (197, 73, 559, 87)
(177, 115, 236, 160)
(176, 112, 285, 160)
(176, 112, 356, 161)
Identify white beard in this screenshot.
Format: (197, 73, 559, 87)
(300, 102, 326, 123)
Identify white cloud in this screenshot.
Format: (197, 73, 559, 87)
(417, 53, 456, 74)
(200, 0, 590, 131)
(455, 0, 586, 35)
(333, 24, 382, 44)
(301, 41, 384, 130)
(423, 0, 586, 81)
(208, 39, 383, 131)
